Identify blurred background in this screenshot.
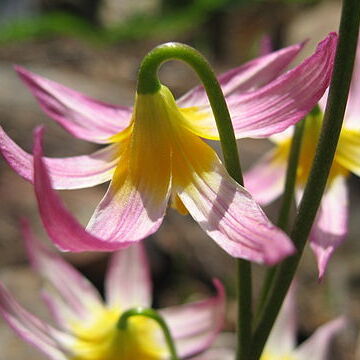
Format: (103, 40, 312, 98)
(0, 0, 359, 359)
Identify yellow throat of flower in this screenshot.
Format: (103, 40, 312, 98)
(70, 307, 167, 360)
(276, 111, 349, 186)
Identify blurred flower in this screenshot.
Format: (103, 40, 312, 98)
(0, 220, 225, 360)
(0, 34, 336, 264)
(193, 287, 345, 360)
(245, 39, 360, 279)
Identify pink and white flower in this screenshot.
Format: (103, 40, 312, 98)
(245, 38, 360, 279)
(0, 34, 337, 264)
(0, 220, 225, 360)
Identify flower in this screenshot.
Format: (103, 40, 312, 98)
(193, 287, 345, 360)
(0, 220, 225, 360)
(0, 34, 337, 264)
(244, 38, 360, 278)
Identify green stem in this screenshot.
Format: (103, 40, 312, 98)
(250, 1, 360, 359)
(137, 42, 252, 360)
(118, 307, 179, 360)
(256, 117, 306, 314)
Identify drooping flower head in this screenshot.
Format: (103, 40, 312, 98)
(0, 34, 337, 264)
(245, 37, 360, 278)
(0, 220, 225, 360)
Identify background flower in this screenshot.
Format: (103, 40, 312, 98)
(0, 220, 225, 360)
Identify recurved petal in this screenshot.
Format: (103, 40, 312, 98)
(33, 126, 132, 252)
(160, 280, 225, 358)
(21, 219, 103, 321)
(244, 147, 287, 205)
(15, 66, 132, 143)
(0, 126, 118, 189)
(293, 317, 346, 360)
(105, 244, 152, 309)
(309, 176, 348, 280)
(184, 33, 337, 140)
(0, 283, 72, 360)
(335, 127, 360, 176)
(227, 32, 337, 139)
(177, 41, 304, 108)
(173, 132, 295, 265)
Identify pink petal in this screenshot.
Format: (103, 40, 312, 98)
(173, 134, 295, 265)
(0, 283, 71, 360)
(160, 279, 225, 358)
(0, 126, 118, 189)
(21, 219, 103, 320)
(105, 244, 152, 309)
(86, 175, 170, 245)
(244, 147, 287, 205)
(309, 176, 348, 280)
(177, 41, 304, 108)
(293, 317, 346, 360)
(33, 126, 132, 252)
(227, 33, 338, 138)
(15, 66, 132, 143)
(264, 285, 297, 355)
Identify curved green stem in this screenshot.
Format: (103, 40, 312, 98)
(118, 307, 179, 360)
(137, 42, 252, 360)
(256, 116, 306, 314)
(137, 42, 243, 184)
(250, 1, 360, 359)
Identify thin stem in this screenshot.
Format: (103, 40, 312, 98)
(118, 307, 179, 360)
(250, 1, 360, 359)
(256, 116, 306, 314)
(137, 42, 252, 360)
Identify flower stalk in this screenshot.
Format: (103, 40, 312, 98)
(250, 0, 360, 358)
(136, 42, 252, 360)
(118, 307, 179, 360)
(257, 115, 307, 314)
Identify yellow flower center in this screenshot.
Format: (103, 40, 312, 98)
(70, 307, 167, 360)
(275, 111, 349, 186)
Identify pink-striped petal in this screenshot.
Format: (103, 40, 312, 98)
(33, 126, 132, 252)
(244, 147, 287, 205)
(105, 244, 152, 309)
(177, 41, 304, 108)
(0, 126, 118, 189)
(15, 66, 132, 144)
(173, 133, 295, 265)
(21, 219, 103, 320)
(183, 33, 337, 140)
(0, 283, 72, 360)
(309, 176, 348, 280)
(85, 174, 170, 245)
(160, 279, 225, 358)
(293, 317, 346, 360)
(227, 33, 337, 138)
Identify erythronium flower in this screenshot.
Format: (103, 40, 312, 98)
(193, 288, 345, 360)
(245, 38, 360, 278)
(0, 220, 225, 360)
(0, 34, 337, 264)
